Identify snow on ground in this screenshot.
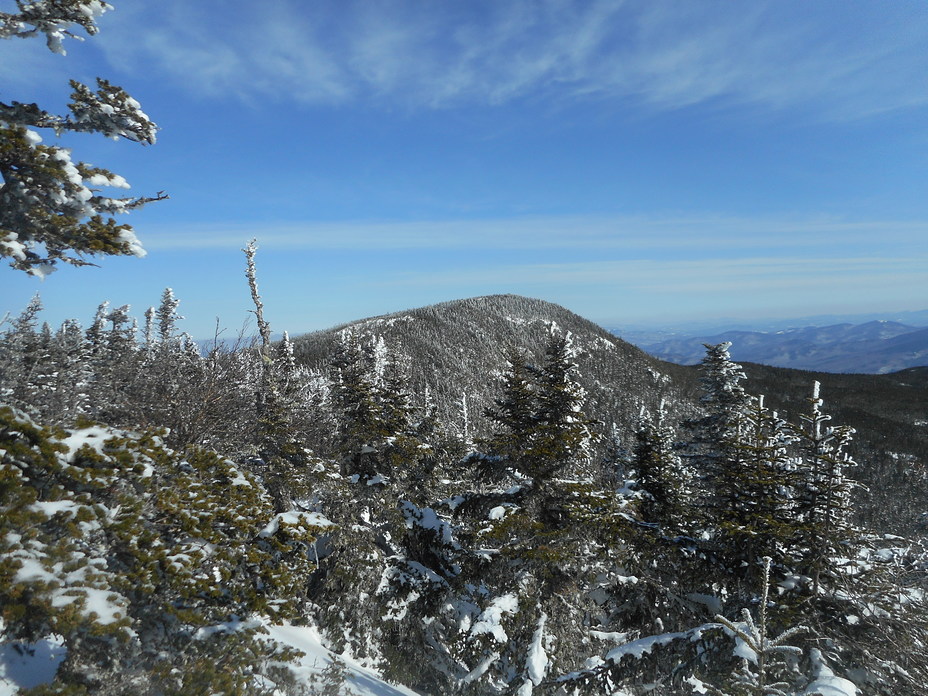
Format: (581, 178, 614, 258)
(0, 623, 421, 696)
(0, 634, 66, 696)
(265, 623, 421, 696)
(804, 649, 857, 696)
(60, 425, 114, 461)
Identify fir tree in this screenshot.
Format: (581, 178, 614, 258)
(633, 403, 686, 533)
(331, 332, 389, 482)
(155, 287, 182, 343)
(0, 294, 43, 406)
(532, 330, 593, 482)
(732, 394, 798, 566)
(484, 331, 592, 505)
(790, 381, 855, 595)
(689, 343, 796, 572)
(687, 343, 751, 531)
(1, 1, 166, 275)
(484, 348, 538, 477)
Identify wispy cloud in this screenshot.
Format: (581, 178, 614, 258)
(139, 214, 928, 256)
(94, 0, 928, 120)
(386, 256, 926, 291)
(372, 255, 927, 326)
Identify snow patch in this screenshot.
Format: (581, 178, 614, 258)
(524, 613, 548, 685)
(61, 426, 113, 461)
(258, 511, 334, 538)
(265, 623, 420, 695)
(605, 625, 719, 662)
(0, 632, 66, 695)
(804, 649, 857, 696)
(471, 594, 519, 643)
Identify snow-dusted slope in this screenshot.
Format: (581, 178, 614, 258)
(292, 294, 697, 451)
(1, 624, 421, 696)
(266, 624, 421, 696)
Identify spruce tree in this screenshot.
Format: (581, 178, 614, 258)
(331, 332, 389, 482)
(484, 348, 538, 476)
(49, 317, 92, 420)
(484, 332, 592, 497)
(688, 343, 752, 533)
(689, 344, 796, 573)
(0, 294, 43, 406)
(734, 394, 797, 566)
(532, 331, 593, 482)
(633, 403, 686, 533)
(790, 381, 855, 594)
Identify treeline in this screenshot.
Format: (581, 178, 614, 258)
(1, 286, 927, 695)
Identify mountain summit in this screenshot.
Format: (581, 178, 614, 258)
(293, 294, 695, 447)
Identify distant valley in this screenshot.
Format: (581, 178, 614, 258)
(617, 318, 928, 373)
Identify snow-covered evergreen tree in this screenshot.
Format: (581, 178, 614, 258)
(688, 344, 796, 574)
(1, 1, 165, 275)
(633, 402, 687, 533)
(730, 394, 798, 567)
(687, 343, 753, 532)
(789, 381, 855, 595)
(0, 294, 43, 405)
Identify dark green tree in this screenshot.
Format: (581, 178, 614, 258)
(687, 343, 752, 532)
(485, 332, 593, 498)
(330, 332, 389, 482)
(633, 403, 687, 533)
(689, 344, 796, 572)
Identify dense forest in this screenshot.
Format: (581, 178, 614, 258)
(2, 4, 927, 693)
(2, 272, 926, 695)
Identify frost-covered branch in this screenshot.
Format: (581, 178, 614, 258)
(714, 558, 808, 696)
(1, 2, 165, 276)
(0, 0, 112, 54)
(243, 239, 272, 353)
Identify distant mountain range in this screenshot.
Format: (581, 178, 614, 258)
(617, 320, 928, 373)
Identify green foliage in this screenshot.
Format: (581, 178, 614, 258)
(0, 406, 320, 692)
(788, 382, 855, 592)
(485, 333, 594, 489)
(633, 404, 687, 532)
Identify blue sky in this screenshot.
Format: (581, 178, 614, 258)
(2, 0, 927, 338)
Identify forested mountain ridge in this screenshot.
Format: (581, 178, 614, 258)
(2, 290, 927, 695)
(291, 294, 928, 534)
(292, 294, 694, 453)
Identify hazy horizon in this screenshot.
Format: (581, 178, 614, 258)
(3, 1, 927, 337)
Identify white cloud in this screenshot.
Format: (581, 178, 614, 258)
(92, 0, 928, 120)
(139, 214, 928, 255)
(386, 256, 927, 292)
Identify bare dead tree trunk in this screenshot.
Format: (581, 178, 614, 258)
(242, 239, 291, 512)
